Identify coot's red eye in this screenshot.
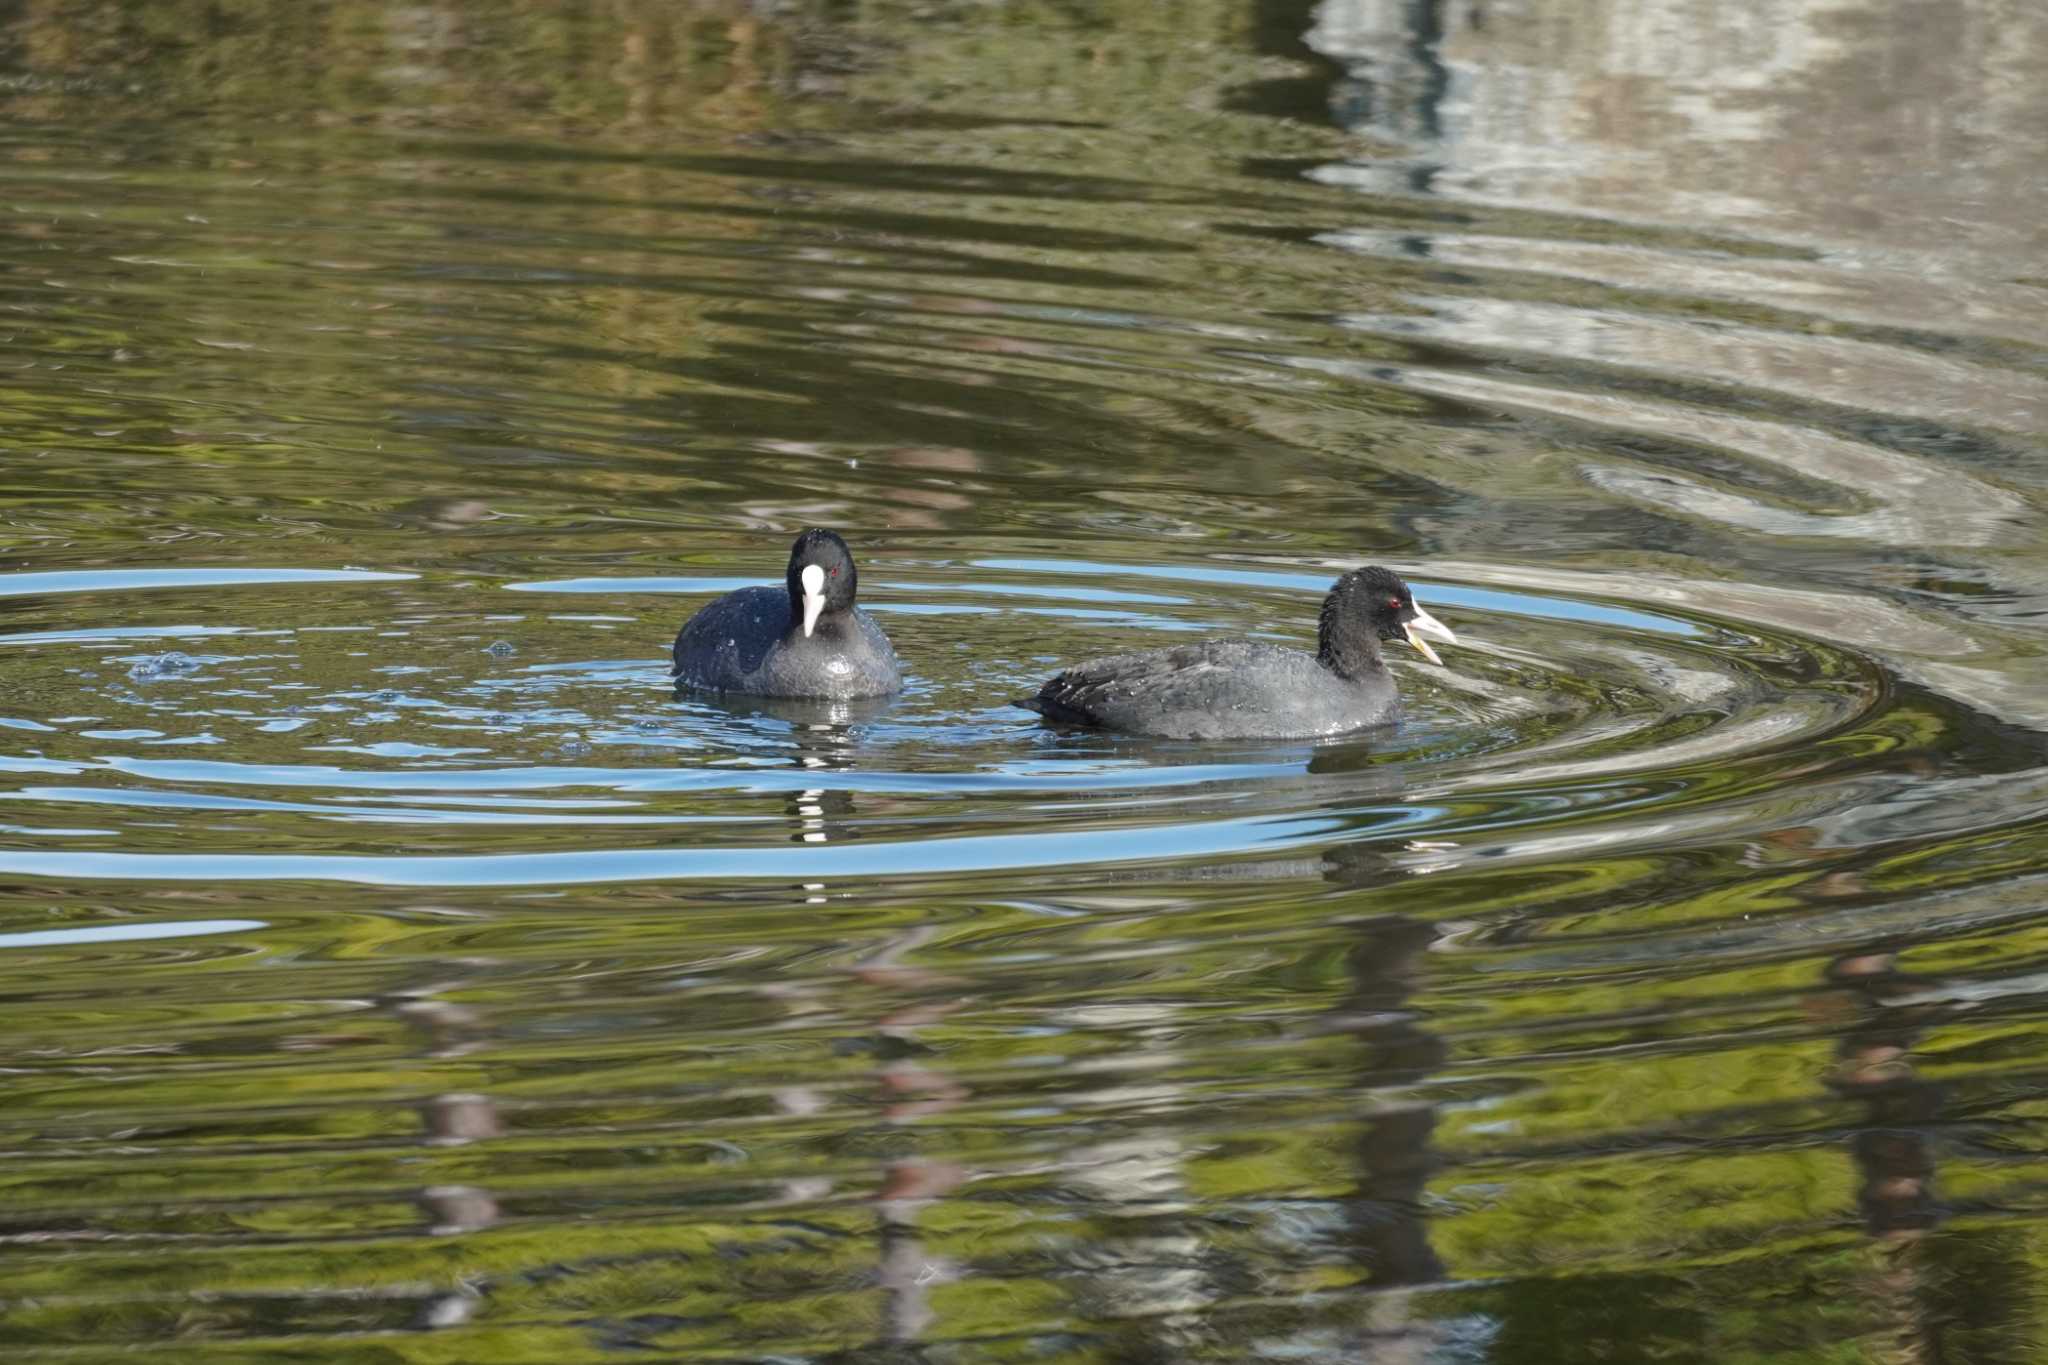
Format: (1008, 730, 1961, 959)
(1387, 597, 1401, 610)
(830, 567, 839, 577)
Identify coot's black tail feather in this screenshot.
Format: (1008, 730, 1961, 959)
(1017, 685, 1103, 729)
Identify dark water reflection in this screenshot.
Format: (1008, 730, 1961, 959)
(3, 0, 2047, 1359)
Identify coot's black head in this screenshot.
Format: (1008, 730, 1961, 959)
(785, 528, 860, 638)
(1317, 566, 1457, 676)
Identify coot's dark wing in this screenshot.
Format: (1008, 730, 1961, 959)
(1020, 640, 1326, 737)
(1020, 643, 1198, 720)
(672, 586, 788, 688)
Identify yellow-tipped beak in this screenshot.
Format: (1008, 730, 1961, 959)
(1403, 604, 1456, 666)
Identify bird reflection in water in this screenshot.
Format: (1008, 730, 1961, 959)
(1053, 845, 1455, 1358)
(687, 692, 893, 851)
(735, 691, 971, 1357)
(860, 925, 972, 1353)
(389, 968, 504, 1329)
(1818, 943, 1962, 1358)
(796, 924, 972, 1362)
(1826, 949, 1944, 1237)
(1332, 913, 1451, 1358)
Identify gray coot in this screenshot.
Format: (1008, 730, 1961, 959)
(672, 529, 903, 699)
(1017, 565, 1457, 739)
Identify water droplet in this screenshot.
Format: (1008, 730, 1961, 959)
(127, 651, 202, 682)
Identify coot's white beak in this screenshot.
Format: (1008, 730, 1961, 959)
(800, 563, 826, 638)
(1403, 604, 1456, 666)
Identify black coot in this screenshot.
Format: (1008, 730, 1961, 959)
(672, 529, 903, 699)
(1017, 566, 1457, 739)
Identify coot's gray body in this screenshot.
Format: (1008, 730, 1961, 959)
(671, 529, 902, 700)
(1018, 566, 1457, 740)
(1021, 639, 1398, 740)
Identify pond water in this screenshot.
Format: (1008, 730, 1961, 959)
(4, 1, 2047, 1359)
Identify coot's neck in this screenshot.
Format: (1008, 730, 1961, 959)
(1316, 583, 1386, 680)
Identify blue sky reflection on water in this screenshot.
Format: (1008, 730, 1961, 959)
(0, 919, 265, 949)
(0, 809, 1407, 886)
(0, 569, 417, 597)
(975, 559, 1705, 637)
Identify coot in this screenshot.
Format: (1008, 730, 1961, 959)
(1017, 565, 1456, 739)
(672, 529, 903, 699)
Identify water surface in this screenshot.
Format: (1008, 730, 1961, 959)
(4, 0, 2048, 1359)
